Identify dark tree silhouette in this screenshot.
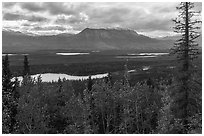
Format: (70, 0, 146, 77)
(2, 55, 16, 133)
(2, 55, 12, 95)
(23, 56, 30, 77)
(87, 76, 93, 92)
(171, 2, 201, 133)
(58, 78, 62, 93)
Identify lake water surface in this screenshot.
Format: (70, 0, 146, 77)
(12, 73, 108, 83)
(116, 52, 169, 59)
(56, 53, 90, 56)
(2, 53, 29, 56)
(142, 66, 151, 71)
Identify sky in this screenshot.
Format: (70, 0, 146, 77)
(2, 2, 202, 38)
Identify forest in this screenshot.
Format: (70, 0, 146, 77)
(2, 2, 202, 134)
(2, 55, 202, 134)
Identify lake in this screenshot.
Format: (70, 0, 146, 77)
(2, 53, 29, 56)
(142, 66, 151, 71)
(116, 52, 169, 59)
(56, 53, 90, 56)
(12, 73, 108, 83)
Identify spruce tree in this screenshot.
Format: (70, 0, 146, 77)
(171, 2, 201, 133)
(87, 76, 93, 92)
(2, 55, 15, 133)
(2, 55, 12, 95)
(58, 78, 62, 93)
(23, 55, 30, 77)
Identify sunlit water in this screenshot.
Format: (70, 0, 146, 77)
(12, 73, 108, 83)
(142, 66, 151, 71)
(128, 69, 136, 73)
(56, 53, 90, 56)
(168, 66, 176, 69)
(2, 53, 29, 56)
(116, 52, 168, 59)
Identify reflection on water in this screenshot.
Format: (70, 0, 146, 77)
(56, 53, 90, 56)
(12, 73, 108, 83)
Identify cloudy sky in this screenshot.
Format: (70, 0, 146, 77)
(2, 2, 202, 37)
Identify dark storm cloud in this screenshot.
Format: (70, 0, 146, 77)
(2, 2, 17, 8)
(43, 3, 77, 16)
(27, 15, 48, 22)
(3, 12, 48, 23)
(3, 13, 23, 21)
(89, 7, 130, 20)
(20, 3, 45, 12)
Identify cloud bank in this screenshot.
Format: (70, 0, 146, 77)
(2, 2, 202, 37)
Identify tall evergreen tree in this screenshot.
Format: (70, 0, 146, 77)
(23, 56, 30, 77)
(58, 78, 63, 93)
(123, 60, 130, 85)
(171, 2, 201, 133)
(2, 55, 15, 133)
(87, 76, 93, 92)
(3, 55, 12, 95)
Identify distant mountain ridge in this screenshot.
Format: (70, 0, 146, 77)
(158, 34, 202, 47)
(3, 28, 180, 52)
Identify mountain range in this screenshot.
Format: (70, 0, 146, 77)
(2, 28, 201, 52)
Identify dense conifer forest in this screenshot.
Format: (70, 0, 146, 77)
(2, 54, 202, 134)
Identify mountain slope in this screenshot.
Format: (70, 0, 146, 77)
(64, 28, 174, 50)
(158, 35, 202, 47)
(3, 28, 174, 52)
